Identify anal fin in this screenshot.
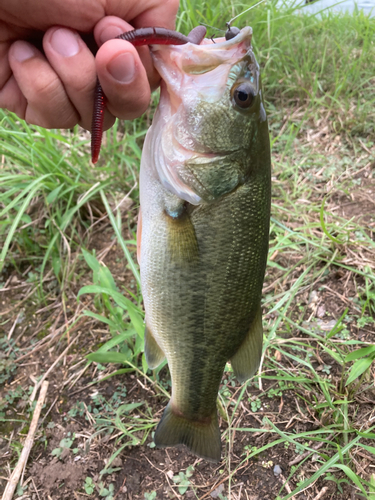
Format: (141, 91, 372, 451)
(230, 305, 263, 383)
(144, 323, 165, 369)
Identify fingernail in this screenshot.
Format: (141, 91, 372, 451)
(107, 52, 135, 83)
(50, 28, 80, 57)
(13, 42, 35, 62)
(99, 25, 124, 45)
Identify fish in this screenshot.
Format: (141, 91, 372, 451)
(137, 26, 271, 462)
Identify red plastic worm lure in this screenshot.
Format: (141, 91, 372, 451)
(91, 26, 207, 163)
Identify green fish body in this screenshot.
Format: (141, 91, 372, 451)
(138, 27, 271, 462)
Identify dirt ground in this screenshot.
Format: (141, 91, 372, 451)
(1, 206, 374, 500)
(1, 125, 375, 499)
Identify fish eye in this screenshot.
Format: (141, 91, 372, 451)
(232, 82, 256, 109)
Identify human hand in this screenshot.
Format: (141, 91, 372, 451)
(0, 0, 179, 131)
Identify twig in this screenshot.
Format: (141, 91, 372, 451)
(113, 476, 127, 500)
(279, 474, 295, 500)
(288, 435, 333, 466)
(31, 478, 41, 500)
(358, 139, 374, 157)
(2, 381, 49, 500)
(7, 312, 21, 340)
(321, 284, 357, 309)
(312, 486, 329, 500)
(15, 314, 88, 364)
(0, 287, 35, 317)
(40, 396, 58, 425)
(29, 332, 82, 403)
(67, 363, 91, 391)
(165, 473, 182, 500)
(199, 462, 249, 499)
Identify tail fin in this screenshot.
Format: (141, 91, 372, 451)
(154, 402, 221, 462)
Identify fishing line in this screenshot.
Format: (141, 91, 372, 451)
(227, 0, 267, 25)
(198, 22, 226, 43)
(201, 0, 267, 43)
(199, 22, 226, 33)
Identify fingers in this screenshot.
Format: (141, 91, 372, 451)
(7, 33, 98, 130)
(4, 17, 165, 130)
(42, 27, 111, 130)
(94, 17, 155, 121)
(0, 41, 27, 118)
(2, 0, 181, 130)
(7, 41, 76, 128)
(95, 16, 160, 91)
(6, 27, 116, 131)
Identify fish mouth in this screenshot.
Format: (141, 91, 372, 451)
(177, 26, 253, 75)
(152, 26, 253, 80)
(195, 26, 253, 48)
(150, 27, 256, 205)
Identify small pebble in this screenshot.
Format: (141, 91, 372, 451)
(273, 465, 282, 476)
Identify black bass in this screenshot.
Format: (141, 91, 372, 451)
(137, 26, 271, 462)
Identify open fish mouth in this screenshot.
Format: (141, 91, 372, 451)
(148, 27, 261, 205)
(175, 26, 253, 75)
(152, 26, 254, 109)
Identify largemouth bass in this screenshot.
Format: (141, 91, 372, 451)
(138, 26, 271, 462)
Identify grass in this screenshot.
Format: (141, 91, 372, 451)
(0, 1, 375, 499)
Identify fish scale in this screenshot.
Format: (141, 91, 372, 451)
(139, 26, 271, 461)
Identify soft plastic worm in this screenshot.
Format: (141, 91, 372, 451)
(91, 26, 206, 163)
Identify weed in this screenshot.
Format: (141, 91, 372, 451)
(98, 482, 115, 499)
(267, 386, 283, 399)
(0, 336, 18, 385)
(0, 1, 374, 499)
(172, 465, 195, 495)
(250, 398, 262, 412)
(84, 477, 95, 495)
(79, 249, 144, 368)
(345, 345, 375, 387)
(51, 432, 79, 459)
(1, 385, 33, 414)
(144, 492, 157, 500)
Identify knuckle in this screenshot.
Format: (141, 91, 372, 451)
(26, 108, 78, 129)
(116, 88, 150, 120)
(0, 76, 27, 119)
(71, 77, 95, 96)
(26, 77, 79, 128)
(58, 63, 96, 96)
(29, 75, 62, 103)
(3, 100, 27, 120)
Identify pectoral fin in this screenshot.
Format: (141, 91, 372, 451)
(164, 196, 199, 265)
(144, 323, 165, 369)
(230, 305, 263, 383)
